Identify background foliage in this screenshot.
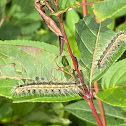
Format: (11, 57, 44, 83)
(0, 0, 126, 125)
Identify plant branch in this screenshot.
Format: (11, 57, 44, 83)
(55, 3, 103, 125)
(94, 82, 106, 126)
(53, 0, 89, 97)
(57, 16, 89, 98)
(53, 1, 95, 16)
(82, 0, 87, 17)
(0, 0, 6, 27)
(88, 98, 103, 126)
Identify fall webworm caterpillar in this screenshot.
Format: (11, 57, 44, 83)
(97, 32, 126, 69)
(12, 77, 82, 97)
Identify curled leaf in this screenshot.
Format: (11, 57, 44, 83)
(34, 0, 62, 37)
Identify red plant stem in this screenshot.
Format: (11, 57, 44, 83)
(58, 17, 89, 96)
(53, 1, 103, 125)
(88, 98, 103, 126)
(82, 0, 87, 17)
(54, 1, 89, 97)
(58, 17, 103, 126)
(94, 82, 106, 126)
(60, 20, 103, 126)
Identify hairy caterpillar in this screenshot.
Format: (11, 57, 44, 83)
(97, 32, 126, 69)
(12, 78, 82, 97)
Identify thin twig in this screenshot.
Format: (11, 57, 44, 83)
(94, 82, 106, 126)
(0, 17, 5, 27)
(82, 0, 87, 17)
(54, 2, 96, 16)
(58, 16, 89, 99)
(0, 0, 6, 27)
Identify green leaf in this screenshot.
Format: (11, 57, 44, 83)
(12, 102, 35, 117)
(0, 40, 81, 103)
(97, 87, 126, 108)
(97, 59, 126, 107)
(22, 109, 70, 125)
(0, 0, 42, 40)
(0, 0, 5, 19)
(116, 23, 126, 32)
(64, 9, 80, 57)
(93, 0, 126, 22)
(0, 23, 20, 40)
(58, 0, 78, 10)
(75, 14, 126, 82)
(8, 0, 40, 24)
(20, 22, 41, 35)
(65, 100, 125, 125)
(102, 59, 126, 90)
(0, 97, 12, 120)
(66, 9, 80, 34)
